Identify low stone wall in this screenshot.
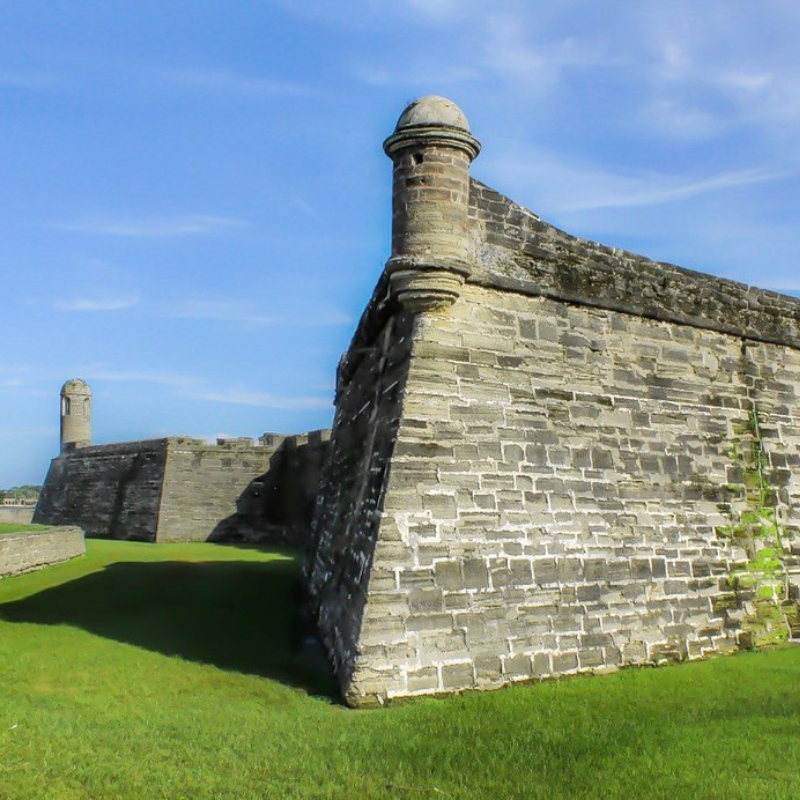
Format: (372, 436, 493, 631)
(0, 507, 35, 525)
(0, 526, 85, 578)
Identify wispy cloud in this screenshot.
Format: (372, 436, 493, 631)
(354, 62, 479, 88)
(479, 15, 604, 92)
(485, 145, 788, 215)
(167, 298, 350, 327)
(0, 364, 35, 393)
(83, 369, 198, 389)
(55, 294, 140, 312)
(565, 167, 786, 213)
(353, 8, 603, 93)
(637, 98, 729, 142)
(81, 368, 331, 410)
(159, 67, 312, 99)
(194, 387, 331, 410)
(57, 215, 246, 238)
(405, 0, 462, 22)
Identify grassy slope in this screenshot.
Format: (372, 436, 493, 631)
(0, 540, 798, 799)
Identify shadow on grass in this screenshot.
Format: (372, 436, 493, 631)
(0, 558, 338, 700)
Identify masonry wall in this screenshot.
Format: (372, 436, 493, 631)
(156, 438, 278, 542)
(306, 282, 414, 693)
(0, 527, 85, 578)
(232, 430, 332, 548)
(0, 507, 35, 526)
(345, 285, 800, 704)
(467, 180, 800, 349)
(310, 180, 800, 706)
(35, 434, 331, 545)
(34, 440, 168, 541)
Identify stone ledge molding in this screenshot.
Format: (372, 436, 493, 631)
(383, 125, 481, 161)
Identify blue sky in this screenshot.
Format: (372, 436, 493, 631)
(2, 1, 799, 487)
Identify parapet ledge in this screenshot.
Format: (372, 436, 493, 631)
(56, 438, 171, 459)
(468, 179, 800, 351)
(283, 428, 332, 451)
(165, 436, 265, 453)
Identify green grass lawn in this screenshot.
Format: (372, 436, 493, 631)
(1, 540, 798, 799)
(0, 523, 49, 535)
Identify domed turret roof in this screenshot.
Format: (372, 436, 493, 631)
(394, 96, 471, 133)
(61, 378, 91, 393)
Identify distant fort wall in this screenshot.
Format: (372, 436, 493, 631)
(35, 439, 168, 541)
(35, 433, 331, 545)
(230, 429, 332, 549)
(156, 437, 281, 543)
(0, 506, 35, 526)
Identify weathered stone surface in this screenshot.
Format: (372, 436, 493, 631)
(35, 439, 170, 541)
(60, 378, 91, 454)
(0, 507, 35, 526)
(0, 527, 85, 578)
(306, 95, 800, 707)
(305, 300, 414, 696)
(35, 433, 330, 545)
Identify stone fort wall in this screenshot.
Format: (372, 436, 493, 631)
(35, 439, 168, 541)
(307, 97, 800, 706)
(35, 433, 330, 544)
(157, 438, 282, 543)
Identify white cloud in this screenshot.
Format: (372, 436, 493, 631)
(83, 369, 199, 389)
(354, 63, 479, 89)
(167, 298, 350, 327)
(0, 426, 58, 438)
(0, 365, 36, 393)
(57, 215, 246, 238)
(80, 368, 331, 410)
(637, 99, 728, 142)
(404, 0, 464, 23)
(479, 16, 598, 91)
(352, 8, 607, 95)
(567, 167, 785, 213)
(159, 67, 312, 99)
(484, 145, 788, 215)
(193, 387, 331, 410)
(54, 294, 140, 312)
